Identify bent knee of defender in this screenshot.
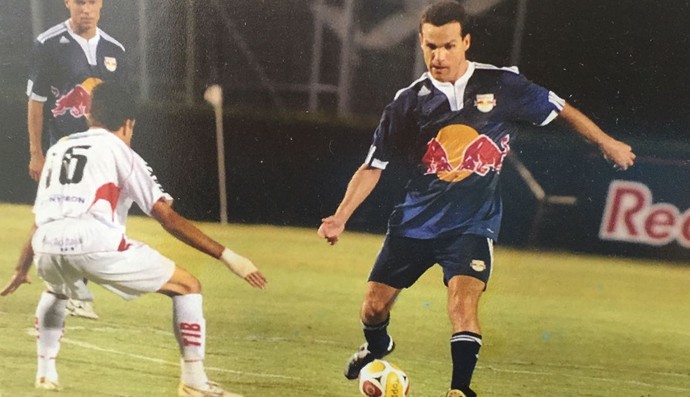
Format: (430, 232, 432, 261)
(159, 266, 203, 296)
(181, 275, 202, 294)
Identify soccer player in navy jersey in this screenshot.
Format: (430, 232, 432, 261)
(318, 2, 635, 396)
(26, 0, 127, 319)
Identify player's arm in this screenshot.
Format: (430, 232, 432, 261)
(150, 200, 267, 289)
(28, 99, 45, 181)
(1, 224, 36, 296)
(318, 164, 382, 245)
(558, 103, 636, 170)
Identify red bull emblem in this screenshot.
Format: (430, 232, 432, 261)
(474, 93, 496, 113)
(52, 77, 103, 118)
(421, 124, 510, 182)
(104, 56, 118, 72)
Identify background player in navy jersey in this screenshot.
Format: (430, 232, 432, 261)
(3, 82, 267, 396)
(26, 0, 127, 319)
(317, 2, 635, 396)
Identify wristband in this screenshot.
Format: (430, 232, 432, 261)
(220, 248, 258, 278)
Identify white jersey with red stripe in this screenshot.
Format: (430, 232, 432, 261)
(32, 128, 172, 254)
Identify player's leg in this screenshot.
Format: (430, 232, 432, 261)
(345, 235, 434, 379)
(446, 276, 484, 397)
(158, 266, 241, 397)
(65, 278, 99, 320)
(33, 253, 93, 390)
(34, 290, 68, 390)
(438, 234, 494, 397)
(82, 242, 239, 396)
(344, 281, 400, 379)
(360, 280, 398, 352)
(157, 267, 208, 389)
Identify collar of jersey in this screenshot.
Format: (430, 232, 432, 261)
(427, 61, 476, 111)
(64, 19, 101, 66)
(67, 127, 111, 139)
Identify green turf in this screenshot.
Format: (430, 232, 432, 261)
(0, 203, 689, 396)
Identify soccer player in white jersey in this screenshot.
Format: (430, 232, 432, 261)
(2, 82, 267, 397)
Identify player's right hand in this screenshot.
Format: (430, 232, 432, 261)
(317, 216, 345, 245)
(29, 153, 45, 182)
(0, 271, 31, 296)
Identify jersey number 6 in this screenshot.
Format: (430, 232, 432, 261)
(59, 145, 92, 185)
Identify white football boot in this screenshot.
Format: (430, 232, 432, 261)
(178, 381, 243, 397)
(65, 299, 99, 320)
(35, 377, 60, 391)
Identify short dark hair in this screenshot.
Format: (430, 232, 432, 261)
(419, 1, 472, 37)
(89, 82, 136, 131)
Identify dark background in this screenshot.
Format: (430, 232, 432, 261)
(1, 1, 689, 261)
(1, 0, 689, 135)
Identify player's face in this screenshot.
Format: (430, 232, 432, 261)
(65, 0, 102, 36)
(419, 22, 471, 83)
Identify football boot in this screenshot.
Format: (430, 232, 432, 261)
(344, 337, 395, 380)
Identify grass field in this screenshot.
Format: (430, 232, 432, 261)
(0, 203, 689, 396)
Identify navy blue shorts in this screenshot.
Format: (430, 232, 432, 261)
(368, 234, 494, 289)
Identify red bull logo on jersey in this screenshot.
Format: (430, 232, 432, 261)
(474, 93, 496, 113)
(104, 56, 118, 72)
(421, 124, 511, 182)
(52, 77, 103, 118)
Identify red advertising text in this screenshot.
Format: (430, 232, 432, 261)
(599, 180, 690, 247)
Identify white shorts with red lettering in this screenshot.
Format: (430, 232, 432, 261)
(35, 240, 176, 301)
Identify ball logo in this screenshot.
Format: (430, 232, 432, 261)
(421, 124, 510, 182)
(362, 380, 383, 397)
(385, 371, 405, 397)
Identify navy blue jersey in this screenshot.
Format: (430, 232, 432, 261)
(27, 20, 126, 144)
(365, 61, 565, 240)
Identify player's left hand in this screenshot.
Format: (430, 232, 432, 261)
(0, 271, 31, 296)
(220, 248, 267, 289)
(244, 271, 268, 289)
(602, 139, 636, 171)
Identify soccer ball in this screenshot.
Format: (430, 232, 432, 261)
(358, 359, 410, 397)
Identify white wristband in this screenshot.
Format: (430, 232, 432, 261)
(220, 248, 258, 279)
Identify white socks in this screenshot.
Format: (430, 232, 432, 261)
(173, 294, 209, 388)
(35, 291, 67, 383)
(34, 291, 211, 388)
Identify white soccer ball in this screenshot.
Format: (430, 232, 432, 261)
(358, 359, 410, 397)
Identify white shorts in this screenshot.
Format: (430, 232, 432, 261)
(35, 240, 176, 301)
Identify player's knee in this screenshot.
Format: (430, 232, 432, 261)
(361, 298, 389, 321)
(182, 276, 202, 294)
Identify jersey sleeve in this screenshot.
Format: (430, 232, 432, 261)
(508, 73, 565, 126)
(120, 149, 173, 215)
(364, 96, 412, 169)
(27, 39, 50, 102)
(117, 48, 128, 83)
